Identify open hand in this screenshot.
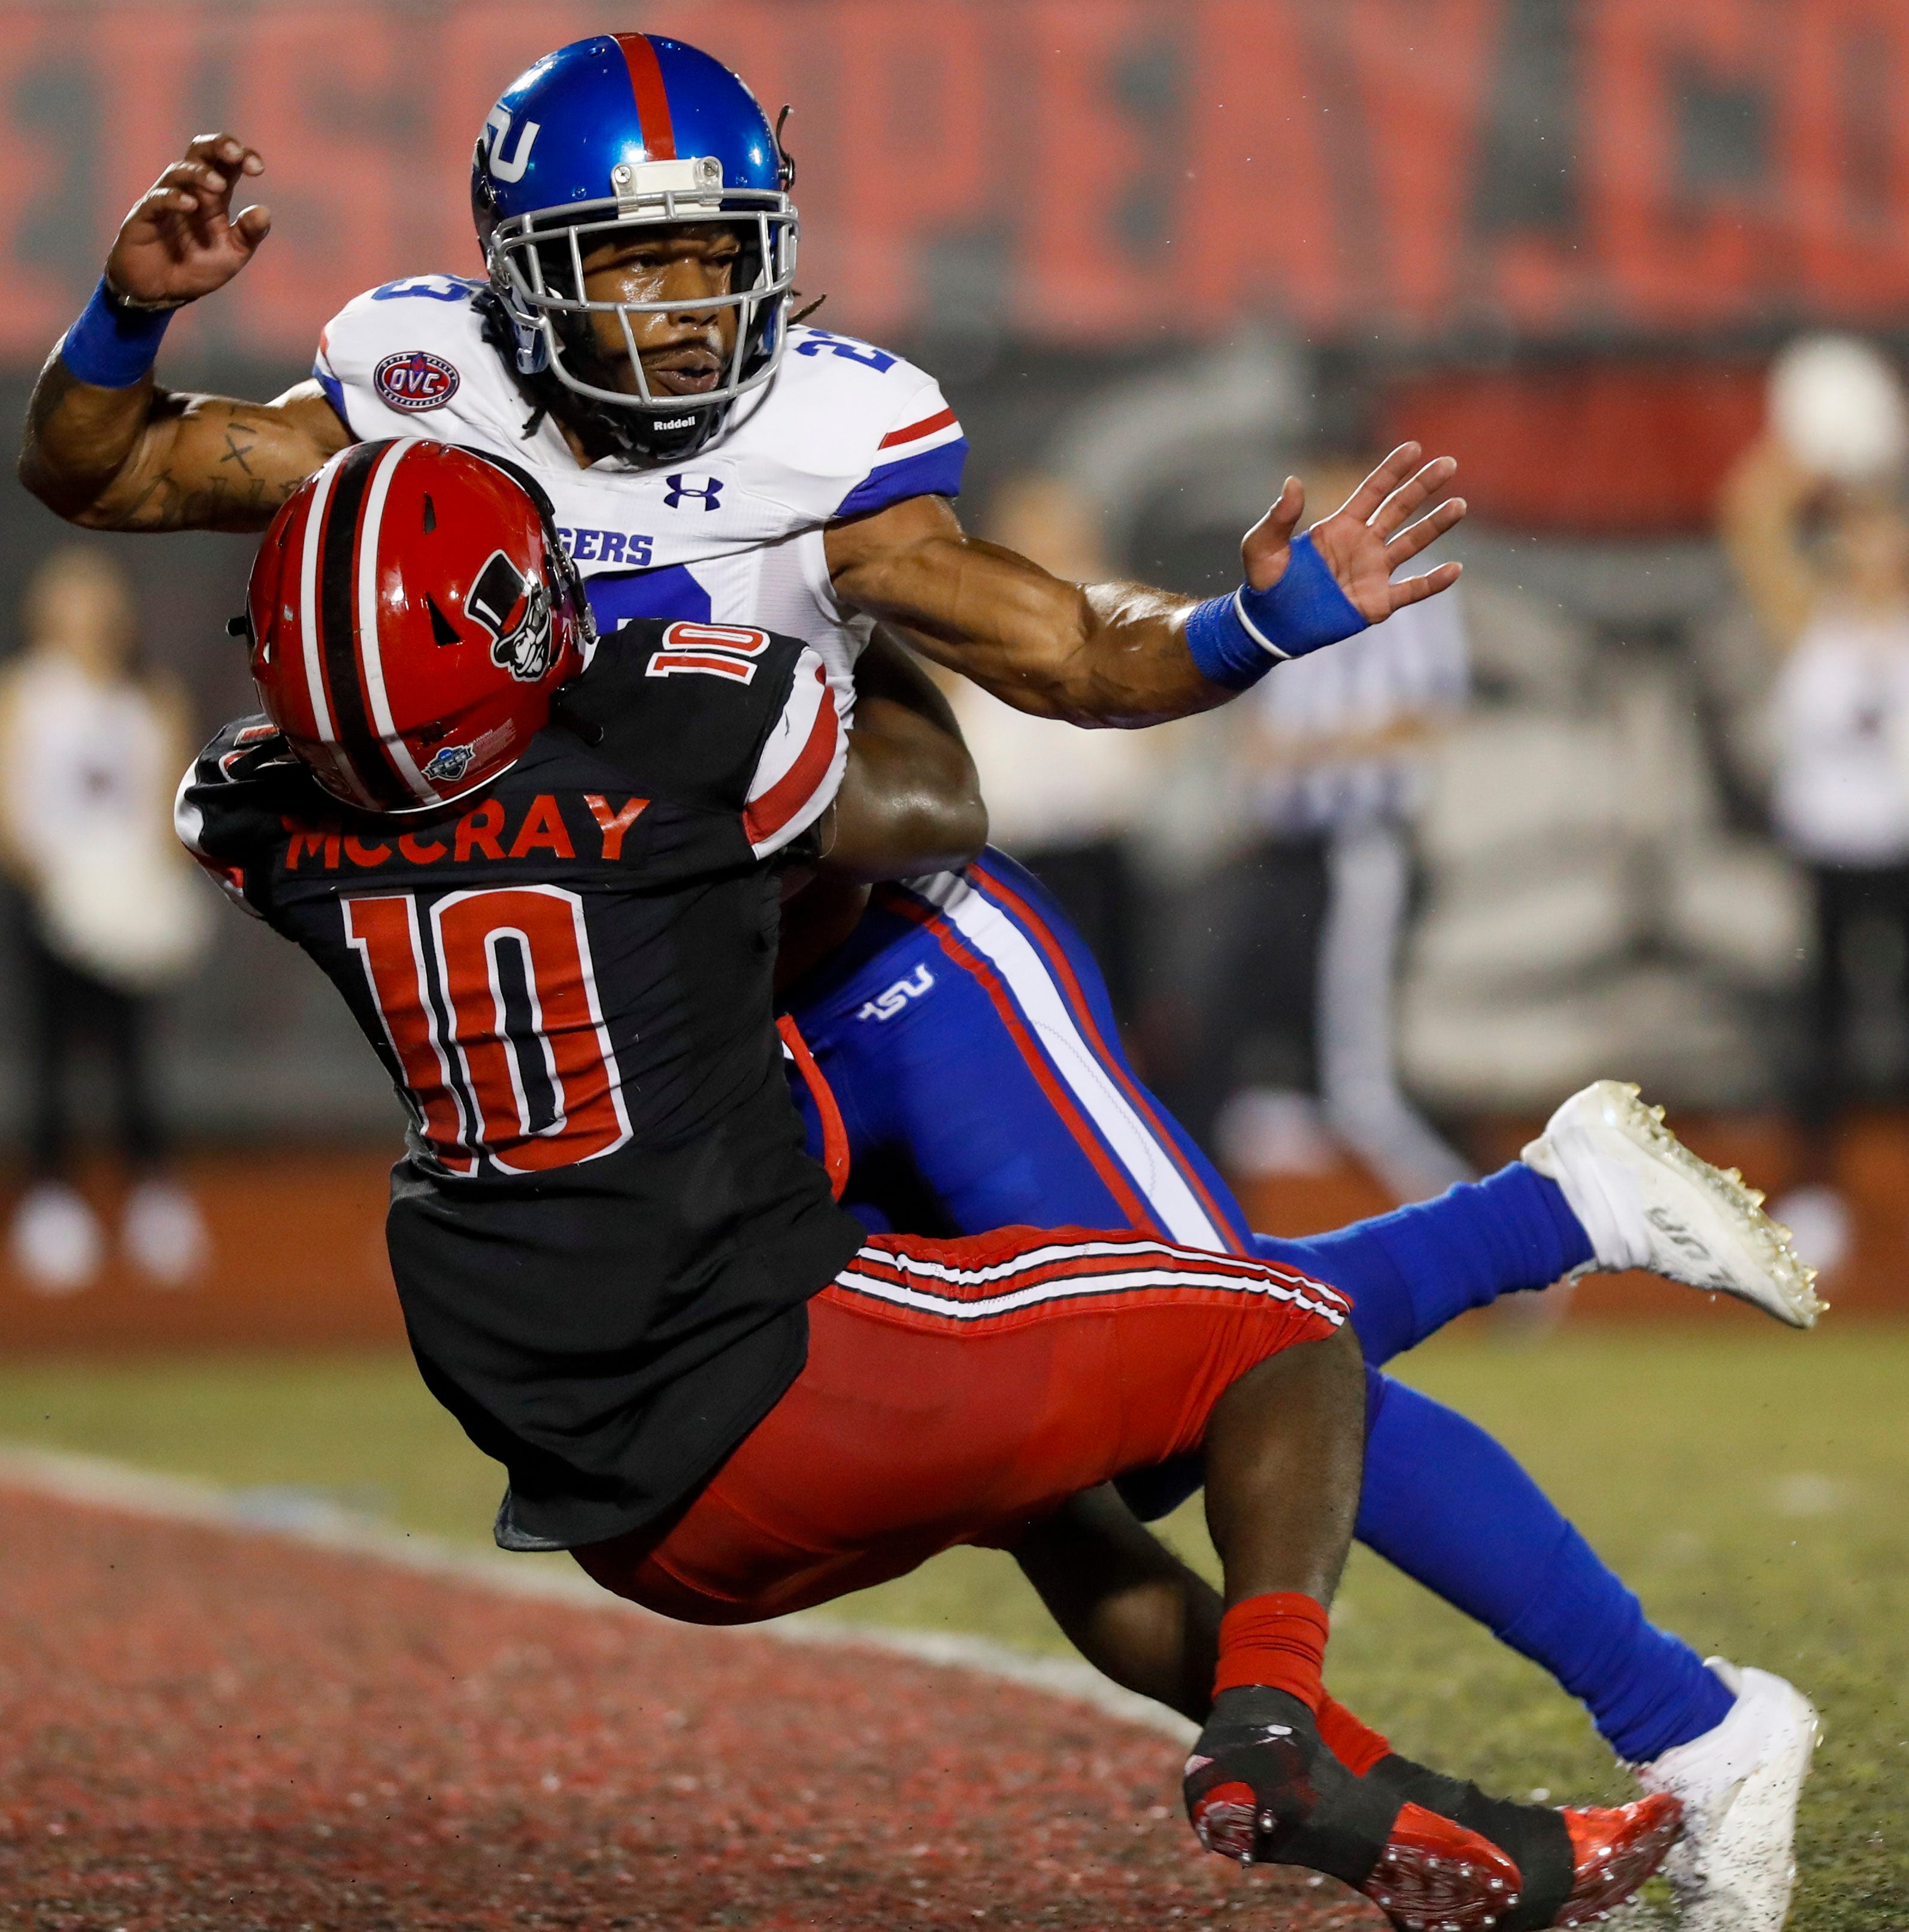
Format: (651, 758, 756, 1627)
(105, 134, 270, 308)
(1241, 444, 1466, 623)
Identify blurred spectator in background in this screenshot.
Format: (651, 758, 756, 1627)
(943, 474, 1156, 1027)
(1721, 335, 1909, 1275)
(962, 354, 1477, 1200)
(1192, 462, 1473, 1202)
(0, 548, 211, 1293)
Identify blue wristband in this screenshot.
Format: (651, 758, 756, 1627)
(1183, 532, 1369, 690)
(58, 277, 174, 389)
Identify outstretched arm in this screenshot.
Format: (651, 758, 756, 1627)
(18, 133, 349, 530)
(825, 445, 1466, 727)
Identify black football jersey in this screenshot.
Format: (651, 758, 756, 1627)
(178, 618, 866, 1549)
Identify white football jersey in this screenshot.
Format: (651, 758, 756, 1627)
(313, 275, 968, 718)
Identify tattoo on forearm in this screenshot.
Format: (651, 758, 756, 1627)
(120, 465, 284, 532)
(219, 421, 261, 476)
(23, 360, 303, 532)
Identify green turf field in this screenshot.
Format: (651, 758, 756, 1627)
(2, 1328, 1903, 1930)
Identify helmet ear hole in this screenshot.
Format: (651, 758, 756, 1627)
(422, 494, 437, 535)
(426, 595, 462, 647)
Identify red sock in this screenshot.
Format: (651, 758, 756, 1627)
(1213, 1591, 1331, 1707)
(1316, 1694, 1393, 1776)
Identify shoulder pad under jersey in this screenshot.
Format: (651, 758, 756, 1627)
(720, 326, 967, 524)
(561, 619, 844, 853)
(313, 276, 536, 447)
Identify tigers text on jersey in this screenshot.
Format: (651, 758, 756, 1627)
(176, 620, 864, 1552)
(313, 277, 967, 717)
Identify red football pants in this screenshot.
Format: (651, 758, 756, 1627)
(574, 1225, 1350, 1624)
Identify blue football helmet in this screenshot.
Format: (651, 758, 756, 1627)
(471, 33, 798, 464)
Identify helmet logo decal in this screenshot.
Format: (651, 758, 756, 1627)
(466, 550, 556, 683)
(422, 743, 477, 785)
(663, 475, 724, 512)
(374, 350, 460, 414)
(482, 107, 541, 183)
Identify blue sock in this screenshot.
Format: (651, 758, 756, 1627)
(1254, 1163, 1594, 1366)
(1357, 1370, 1735, 1762)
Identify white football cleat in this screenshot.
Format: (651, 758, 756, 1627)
(1522, 1081, 1825, 1328)
(1635, 1660, 1819, 1932)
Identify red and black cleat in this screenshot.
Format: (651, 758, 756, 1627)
(1184, 1690, 1525, 1930)
(1554, 1794, 1685, 1927)
(1363, 1752, 1685, 1929)
(1355, 1800, 1525, 1930)
(1185, 1700, 1684, 1932)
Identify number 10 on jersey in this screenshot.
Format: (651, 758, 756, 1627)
(344, 887, 631, 1175)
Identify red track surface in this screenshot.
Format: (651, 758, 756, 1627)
(0, 1486, 1374, 1931)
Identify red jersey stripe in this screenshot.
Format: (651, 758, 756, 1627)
(744, 677, 841, 847)
(878, 405, 959, 450)
(615, 32, 677, 160)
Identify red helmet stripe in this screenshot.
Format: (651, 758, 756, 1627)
(614, 33, 677, 160)
(355, 439, 441, 806)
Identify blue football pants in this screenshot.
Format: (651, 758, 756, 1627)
(780, 851, 1731, 1763)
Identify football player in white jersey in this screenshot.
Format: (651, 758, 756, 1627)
(21, 38, 1819, 1930)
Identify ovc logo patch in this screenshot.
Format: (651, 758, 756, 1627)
(374, 350, 460, 413)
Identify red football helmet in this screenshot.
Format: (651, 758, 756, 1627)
(246, 439, 592, 812)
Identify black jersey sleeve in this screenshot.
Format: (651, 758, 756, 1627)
(174, 715, 314, 919)
(557, 619, 844, 845)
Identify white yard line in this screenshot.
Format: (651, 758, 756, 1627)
(0, 1443, 1196, 1745)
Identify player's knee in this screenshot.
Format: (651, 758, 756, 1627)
(1308, 1318, 1366, 1389)
(1240, 1318, 1365, 1409)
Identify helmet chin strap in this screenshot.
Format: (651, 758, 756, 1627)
(596, 397, 728, 466)
(475, 286, 732, 469)
(547, 326, 730, 464)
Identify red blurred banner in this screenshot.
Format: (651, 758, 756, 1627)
(3, 0, 1909, 368)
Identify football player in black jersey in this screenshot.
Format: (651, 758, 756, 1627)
(177, 441, 1680, 1931)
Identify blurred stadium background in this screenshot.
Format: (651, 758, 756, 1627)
(7, 0, 1909, 1315)
(1, 8, 1907, 1925)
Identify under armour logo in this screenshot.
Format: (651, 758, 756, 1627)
(664, 474, 724, 512)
